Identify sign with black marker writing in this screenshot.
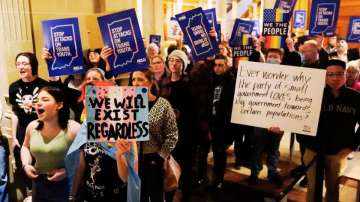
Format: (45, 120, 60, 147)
(86, 85, 149, 141)
(231, 61, 326, 136)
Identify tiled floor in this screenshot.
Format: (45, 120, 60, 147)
(188, 133, 358, 202)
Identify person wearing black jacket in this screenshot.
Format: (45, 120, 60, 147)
(209, 54, 236, 189)
(166, 49, 195, 202)
(302, 59, 360, 202)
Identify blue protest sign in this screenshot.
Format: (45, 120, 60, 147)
(204, 8, 217, 29)
(97, 9, 148, 75)
(347, 17, 360, 43)
(175, 7, 219, 61)
(309, 0, 340, 37)
(293, 10, 306, 29)
(42, 17, 86, 77)
(229, 19, 254, 47)
(274, 0, 297, 20)
(252, 20, 260, 36)
(168, 17, 182, 39)
(216, 23, 221, 42)
(149, 35, 161, 47)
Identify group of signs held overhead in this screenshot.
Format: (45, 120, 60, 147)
(40, 0, 358, 142)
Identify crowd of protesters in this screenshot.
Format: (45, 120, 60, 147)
(1, 25, 360, 202)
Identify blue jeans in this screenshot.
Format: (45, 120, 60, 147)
(0, 137, 8, 202)
(251, 128, 282, 177)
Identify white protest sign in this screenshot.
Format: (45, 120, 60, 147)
(231, 61, 326, 136)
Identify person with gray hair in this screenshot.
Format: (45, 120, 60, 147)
(346, 61, 360, 91)
(146, 43, 160, 59)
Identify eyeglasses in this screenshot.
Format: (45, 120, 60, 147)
(326, 72, 345, 77)
(16, 62, 30, 66)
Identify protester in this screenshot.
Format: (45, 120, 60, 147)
(20, 86, 80, 201)
(8, 52, 49, 200)
(146, 43, 160, 59)
(149, 55, 171, 99)
(209, 54, 236, 189)
(166, 49, 195, 202)
(346, 63, 360, 91)
(129, 69, 178, 202)
(218, 41, 233, 67)
(69, 67, 136, 202)
(248, 49, 284, 186)
(325, 36, 337, 53)
(188, 58, 213, 186)
(292, 40, 329, 186)
(334, 38, 349, 62)
(302, 59, 360, 202)
(301, 40, 328, 68)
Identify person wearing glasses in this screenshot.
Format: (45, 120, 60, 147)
(166, 49, 195, 202)
(8, 52, 49, 200)
(302, 59, 360, 202)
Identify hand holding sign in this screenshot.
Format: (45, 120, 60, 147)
(115, 139, 131, 156)
(100, 46, 114, 62)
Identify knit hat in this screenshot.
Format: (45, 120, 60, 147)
(168, 49, 190, 71)
(87, 67, 106, 80)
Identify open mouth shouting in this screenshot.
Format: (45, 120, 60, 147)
(36, 108, 45, 116)
(19, 69, 28, 76)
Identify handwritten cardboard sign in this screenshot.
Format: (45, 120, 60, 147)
(42, 17, 86, 76)
(231, 61, 326, 136)
(86, 85, 149, 141)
